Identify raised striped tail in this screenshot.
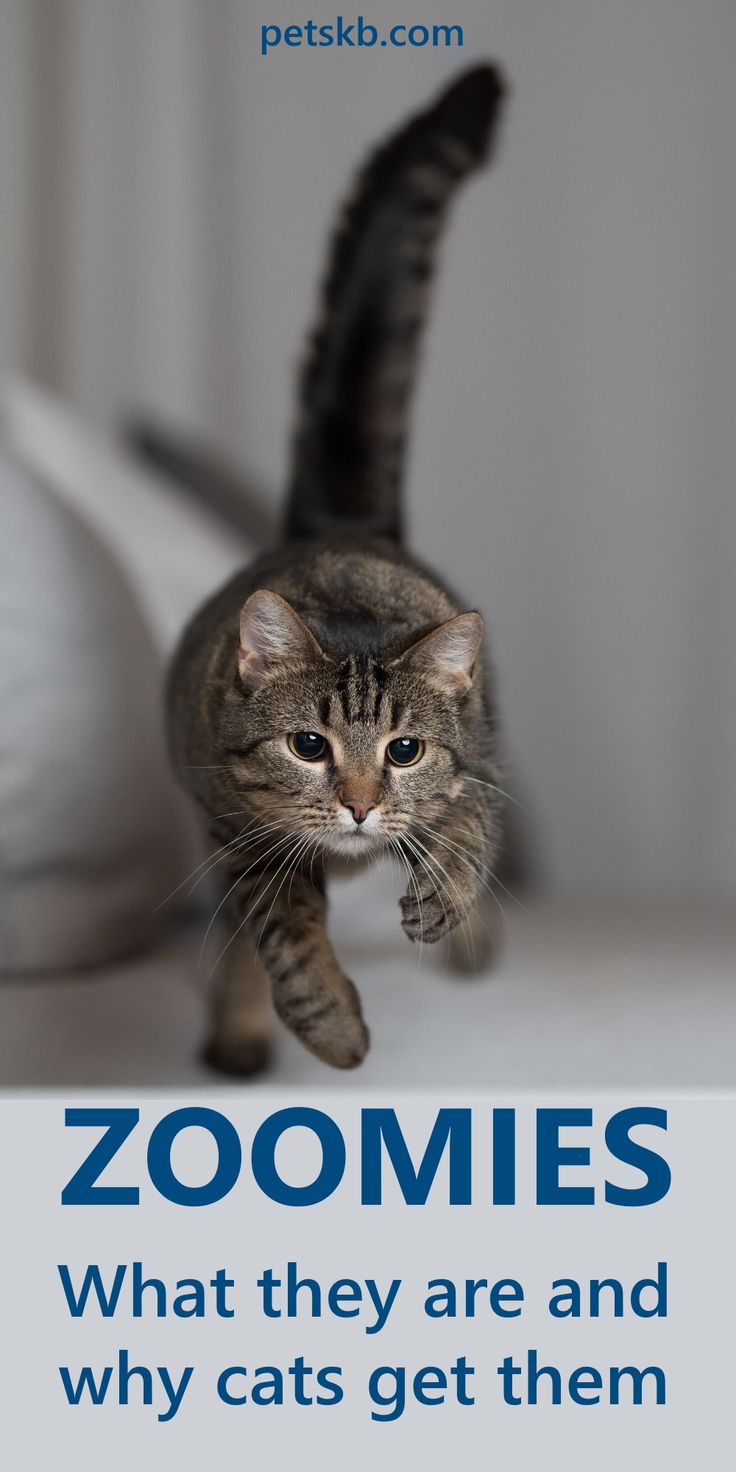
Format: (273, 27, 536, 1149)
(286, 63, 507, 542)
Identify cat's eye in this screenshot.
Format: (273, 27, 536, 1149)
(288, 731, 328, 762)
(386, 737, 425, 768)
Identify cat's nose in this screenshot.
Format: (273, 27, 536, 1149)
(341, 798, 376, 825)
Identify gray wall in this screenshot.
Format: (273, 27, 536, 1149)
(0, 2, 36, 377)
(2, 0, 735, 898)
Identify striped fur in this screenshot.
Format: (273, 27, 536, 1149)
(168, 67, 508, 1075)
(287, 64, 506, 541)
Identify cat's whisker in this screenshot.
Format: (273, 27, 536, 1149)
(405, 835, 467, 967)
(182, 819, 288, 906)
(420, 824, 512, 924)
(390, 836, 425, 973)
(247, 830, 322, 961)
(401, 833, 452, 938)
(403, 832, 470, 961)
(198, 828, 299, 968)
(481, 865, 529, 914)
(462, 774, 526, 811)
(256, 833, 315, 954)
(157, 812, 290, 913)
(406, 831, 483, 970)
(209, 808, 257, 822)
(409, 830, 467, 916)
(424, 825, 528, 917)
(413, 821, 510, 927)
(153, 820, 261, 912)
(286, 832, 319, 913)
(457, 898, 496, 961)
(443, 821, 537, 887)
(175, 764, 235, 771)
(415, 821, 531, 916)
(205, 831, 312, 987)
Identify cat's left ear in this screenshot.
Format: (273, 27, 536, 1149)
(238, 590, 326, 684)
(393, 612, 483, 697)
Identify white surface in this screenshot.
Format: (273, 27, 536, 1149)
(1, 865, 733, 1088)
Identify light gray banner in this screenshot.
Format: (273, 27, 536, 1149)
(1, 1093, 731, 1469)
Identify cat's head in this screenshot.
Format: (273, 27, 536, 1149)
(218, 589, 485, 859)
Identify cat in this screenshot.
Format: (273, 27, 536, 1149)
(168, 64, 508, 1075)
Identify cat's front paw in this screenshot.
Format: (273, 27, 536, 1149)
(314, 1004, 370, 1070)
(274, 973, 370, 1069)
(400, 885, 465, 944)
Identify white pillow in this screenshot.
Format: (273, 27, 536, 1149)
(1, 378, 250, 652)
(0, 451, 188, 971)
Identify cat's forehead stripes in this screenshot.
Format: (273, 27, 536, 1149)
(330, 654, 396, 727)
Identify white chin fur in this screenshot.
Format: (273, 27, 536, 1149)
(326, 826, 383, 859)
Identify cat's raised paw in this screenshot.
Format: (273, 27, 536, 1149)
(400, 888, 464, 944)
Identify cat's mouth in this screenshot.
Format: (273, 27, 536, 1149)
(326, 820, 383, 859)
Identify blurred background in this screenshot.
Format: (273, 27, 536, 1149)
(0, 0, 733, 1087)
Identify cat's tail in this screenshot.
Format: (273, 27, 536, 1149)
(285, 63, 507, 543)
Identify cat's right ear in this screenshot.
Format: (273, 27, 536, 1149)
(392, 611, 484, 697)
(238, 590, 326, 684)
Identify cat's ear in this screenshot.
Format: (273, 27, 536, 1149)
(394, 612, 483, 697)
(238, 590, 325, 683)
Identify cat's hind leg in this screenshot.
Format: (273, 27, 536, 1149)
(203, 932, 273, 1077)
(444, 894, 502, 975)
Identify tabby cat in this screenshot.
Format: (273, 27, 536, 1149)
(168, 64, 507, 1074)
